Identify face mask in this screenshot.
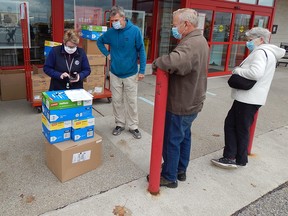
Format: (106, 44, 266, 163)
(64, 45, 77, 54)
(246, 41, 255, 51)
(112, 21, 122, 30)
(172, 27, 182, 39)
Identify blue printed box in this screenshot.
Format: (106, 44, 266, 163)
(71, 125, 94, 142)
(42, 104, 93, 123)
(42, 123, 71, 144)
(81, 30, 103, 41)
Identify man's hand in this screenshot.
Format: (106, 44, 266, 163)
(138, 73, 145, 81)
(60, 72, 70, 79)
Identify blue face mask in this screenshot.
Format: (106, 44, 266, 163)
(246, 40, 255, 51)
(112, 21, 122, 30)
(172, 27, 182, 39)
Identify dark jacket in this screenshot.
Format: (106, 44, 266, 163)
(44, 45, 91, 90)
(153, 29, 209, 115)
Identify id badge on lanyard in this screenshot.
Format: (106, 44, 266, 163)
(65, 56, 74, 89)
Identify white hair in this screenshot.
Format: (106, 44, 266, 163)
(245, 27, 271, 44)
(173, 8, 198, 27)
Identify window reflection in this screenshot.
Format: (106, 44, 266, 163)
(258, 0, 274, 6)
(209, 44, 228, 72)
(254, 15, 269, 28)
(239, 0, 257, 4)
(212, 12, 231, 42)
(233, 14, 251, 41)
(228, 44, 246, 70)
(196, 9, 212, 41)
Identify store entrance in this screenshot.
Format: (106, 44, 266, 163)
(192, 5, 270, 76)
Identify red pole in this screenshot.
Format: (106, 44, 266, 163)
(248, 111, 259, 155)
(148, 68, 169, 195)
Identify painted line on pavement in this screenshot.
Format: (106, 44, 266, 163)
(138, 96, 154, 106)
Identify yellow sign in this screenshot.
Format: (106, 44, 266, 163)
(239, 25, 244, 33)
(219, 25, 224, 32)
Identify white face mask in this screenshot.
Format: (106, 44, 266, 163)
(112, 20, 122, 30)
(64, 45, 77, 54)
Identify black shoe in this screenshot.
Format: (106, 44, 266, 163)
(129, 129, 142, 139)
(211, 157, 237, 169)
(177, 171, 186, 181)
(112, 126, 124, 136)
(146, 175, 178, 188)
(236, 162, 247, 167)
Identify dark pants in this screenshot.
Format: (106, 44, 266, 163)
(224, 100, 261, 165)
(161, 111, 198, 181)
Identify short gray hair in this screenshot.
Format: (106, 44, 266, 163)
(173, 8, 198, 27)
(245, 27, 271, 44)
(110, 5, 125, 17)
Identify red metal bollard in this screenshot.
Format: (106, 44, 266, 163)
(248, 111, 259, 155)
(148, 68, 169, 195)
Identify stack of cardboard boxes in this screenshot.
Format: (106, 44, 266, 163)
(81, 25, 108, 96)
(42, 89, 102, 182)
(31, 65, 50, 101)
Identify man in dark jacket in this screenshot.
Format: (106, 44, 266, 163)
(149, 8, 209, 188)
(44, 29, 91, 90)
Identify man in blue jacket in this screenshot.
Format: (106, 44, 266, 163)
(97, 5, 146, 139)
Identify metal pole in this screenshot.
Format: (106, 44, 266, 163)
(248, 111, 259, 155)
(148, 68, 169, 195)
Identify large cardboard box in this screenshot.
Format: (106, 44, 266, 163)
(45, 133, 102, 182)
(0, 69, 26, 101)
(87, 55, 106, 66)
(82, 39, 108, 55)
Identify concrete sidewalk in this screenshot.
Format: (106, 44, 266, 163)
(41, 125, 288, 216)
(1, 67, 288, 216)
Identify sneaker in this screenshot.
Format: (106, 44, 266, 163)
(129, 129, 142, 139)
(146, 175, 178, 188)
(177, 171, 186, 181)
(112, 126, 124, 136)
(211, 157, 237, 169)
(236, 162, 247, 167)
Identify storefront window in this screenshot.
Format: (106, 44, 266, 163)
(212, 12, 232, 42)
(258, 0, 274, 7)
(157, 0, 181, 57)
(0, 0, 51, 67)
(209, 44, 228, 72)
(254, 15, 269, 28)
(233, 13, 251, 41)
(228, 44, 246, 70)
(195, 9, 213, 41)
(239, 0, 257, 4)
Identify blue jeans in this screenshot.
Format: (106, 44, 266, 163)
(161, 111, 198, 181)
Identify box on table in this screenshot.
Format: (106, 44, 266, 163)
(42, 103, 93, 123)
(0, 69, 26, 101)
(45, 133, 102, 182)
(81, 25, 108, 32)
(42, 90, 93, 110)
(81, 30, 104, 41)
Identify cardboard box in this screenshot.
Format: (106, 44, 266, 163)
(71, 126, 94, 142)
(0, 69, 26, 101)
(87, 55, 106, 66)
(44, 40, 62, 57)
(32, 65, 45, 74)
(32, 74, 50, 91)
(81, 30, 104, 41)
(81, 25, 108, 32)
(42, 103, 93, 123)
(82, 39, 106, 55)
(45, 133, 102, 182)
(90, 65, 105, 76)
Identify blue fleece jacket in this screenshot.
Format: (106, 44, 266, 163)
(97, 19, 146, 78)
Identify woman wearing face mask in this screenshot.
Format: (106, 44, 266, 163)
(212, 27, 285, 169)
(44, 29, 91, 90)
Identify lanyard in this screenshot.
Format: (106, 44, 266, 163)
(64, 55, 74, 89)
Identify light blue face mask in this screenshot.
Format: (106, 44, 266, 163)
(246, 40, 255, 51)
(112, 21, 122, 30)
(171, 27, 182, 39)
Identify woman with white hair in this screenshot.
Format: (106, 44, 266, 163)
(212, 27, 285, 169)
